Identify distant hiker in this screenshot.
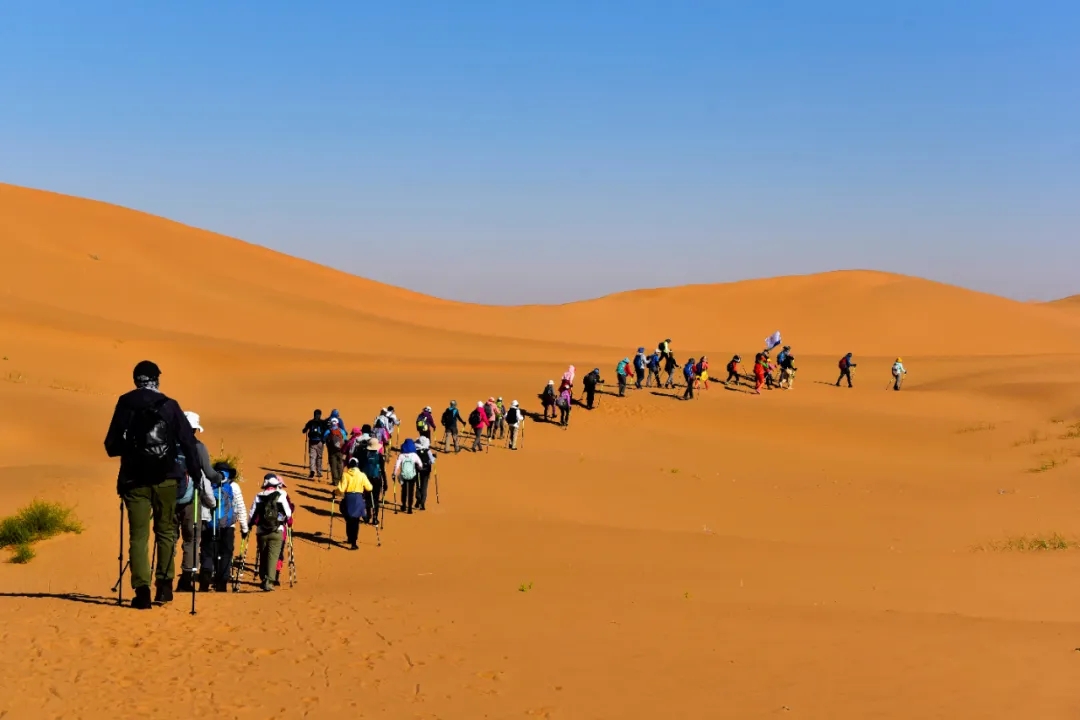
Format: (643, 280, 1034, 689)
(374, 408, 391, 440)
(562, 365, 576, 391)
(362, 437, 385, 525)
(302, 409, 328, 479)
(836, 353, 856, 388)
(725, 355, 742, 386)
(386, 406, 401, 441)
(343, 426, 366, 462)
(664, 353, 679, 388)
(329, 409, 347, 435)
(582, 368, 602, 409)
(779, 353, 798, 389)
(683, 358, 697, 400)
(494, 398, 507, 439)
(753, 354, 766, 395)
(658, 338, 672, 364)
(695, 356, 710, 390)
(764, 357, 778, 389)
(174, 411, 218, 594)
(335, 457, 372, 548)
(557, 387, 572, 426)
(416, 437, 437, 509)
(891, 357, 907, 391)
(506, 401, 524, 450)
(469, 402, 488, 452)
(441, 401, 466, 453)
(616, 358, 631, 397)
(646, 351, 662, 387)
(541, 381, 558, 420)
(373, 423, 391, 485)
(393, 439, 425, 514)
(633, 348, 647, 389)
(484, 397, 500, 440)
(776, 346, 791, 367)
(249, 474, 293, 591)
(105, 360, 202, 609)
(200, 461, 248, 592)
(326, 418, 347, 486)
(416, 406, 435, 442)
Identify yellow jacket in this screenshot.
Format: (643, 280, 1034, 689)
(336, 467, 373, 495)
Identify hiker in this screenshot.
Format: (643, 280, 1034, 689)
(725, 355, 742, 386)
(836, 352, 856, 388)
(104, 360, 202, 609)
(416, 437, 437, 509)
(199, 461, 248, 592)
(633, 348, 647, 389)
(326, 418, 348, 486)
(561, 365, 576, 392)
(362, 436, 385, 525)
(658, 338, 672, 364)
(416, 406, 435, 442)
(329, 409, 347, 435)
(776, 346, 791, 368)
(664, 353, 679, 388)
(541, 381, 558, 420)
(764, 355, 778, 389)
(616, 358, 631, 397)
(484, 397, 500, 440)
(393, 439, 425, 514)
(173, 412, 219, 594)
(695, 356, 710, 390)
(494, 398, 507, 439)
(753, 353, 766, 395)
(386, 406, 401, 441)
(892, 357, 907, 391)
(249, 474, 293, 591)
(506, 400, 524, 450)
(334, 457, 372, 549)
(646, 351, 662, 387)
(683, 358, 697, 400)
(779, 353, 798, 389)
(343, 426, 366, 462)
(302, 409, 328, 479)
(582, 368, 602, 409)
(440, 401, 466, 453)
(469, 402, 488, 452)
(373, 421, 391, 487)
(557, 386, 572, 426)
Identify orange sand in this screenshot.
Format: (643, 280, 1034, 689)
(1, 183, 1079, 719)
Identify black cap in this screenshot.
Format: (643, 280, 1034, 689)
(314, 409, 323, 417)
(133, 360, 161, 380)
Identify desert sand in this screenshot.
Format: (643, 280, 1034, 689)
(1, 182, 1079, 719)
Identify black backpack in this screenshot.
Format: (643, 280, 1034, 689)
(252, 492, 283, 535)
(468, 408, 482, 428)
(506, 407, 520, 424)
(441, 408, 455, 428)
(128, 396, 176, 468)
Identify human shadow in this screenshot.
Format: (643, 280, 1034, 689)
(291, 529, 335, 548)
(722, 384, 756, 395)
(650, 391, 685, 401)
(292, 488, 332, 503)
(301, 504, 334, 518)
(0, 592, 119, 607)
(262, 465, 310, 481)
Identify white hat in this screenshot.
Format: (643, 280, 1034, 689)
(418, 436, 430, 450)
(330, 418, 339, 426)
(262, 473, 283, 489)
(548, 380, 554, 385)
(424, 406, 431, 412)
(184, 411, 203, 433)
(511, 400, 519, 408)
(477, 401, 484, 407)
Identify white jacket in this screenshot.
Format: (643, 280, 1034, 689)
(393, 452, 424, 479)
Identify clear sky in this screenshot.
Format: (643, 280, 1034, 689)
(2, 1, 1077, 303)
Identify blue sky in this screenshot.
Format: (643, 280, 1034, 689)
(2, 1, 1077, 303)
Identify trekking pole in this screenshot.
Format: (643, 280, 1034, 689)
(287, 527, 297, 587)
(434, 467, 441, 505)
(113, 500, 126, 605)
(191, 485, 200, 613)
(327, 495, 335, 550)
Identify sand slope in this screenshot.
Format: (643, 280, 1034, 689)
(1, 183, 1080, 719)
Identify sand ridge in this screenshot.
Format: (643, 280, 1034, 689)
(1, 184, 1079, 719)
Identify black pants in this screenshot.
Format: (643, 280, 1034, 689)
(585, 388, 596, 409)
(419, 427, 431, 442)
(199, 523, 234, 587)
(543, 402, 555, 419)
(368, 477, 383, 523)
(345, 517, 361, 546)
(635, 367, 645, 389)
(618, 375, 627, 396)
(559, 404, 570, 426)
(472, 427, 484, 451)
(401, 478, 417, 511)
(418, 468, 431, 508)
(683, 379, 695, 400)
(836, 369, 852, 387)
(725, 371, 739, 384)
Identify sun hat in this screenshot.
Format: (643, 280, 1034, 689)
(418, 436, 430, 450)
(511, 400, 519, 408)
(184, 411, 203, 433)
(262, 473, 283, 489)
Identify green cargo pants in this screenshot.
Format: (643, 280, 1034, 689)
(257, 529, 284, 586)
(122, 479, 178, 589)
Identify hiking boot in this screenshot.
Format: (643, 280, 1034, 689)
(131, 585, 153, 610)
(349, 543, 359, 551)
(406, 507, 413, 514)
(154, 579, 174, 604)
(309, 471, 316, 479)
(198, 569, 212, 592)
(175, 572, 194, 593)
(213, 579, 229, 593)
(261, 580, 274, 592)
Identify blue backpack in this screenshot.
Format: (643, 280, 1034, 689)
(213, 481, 236, 529)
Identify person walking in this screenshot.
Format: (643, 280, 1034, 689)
(334, 457, 372, 549)
(469, 402, 488, 452)
(582, 368, 602, 409)
(494, 398, 507, 440)
(664, 353, 679, 389)
(199, 461, 249, 592)
(616, 358, 631, 397)
(695, 356, 710, 390)
(541, 381, 557, 420)
(361, 437, 385, 525)
(174, 411, 219, 594)
(836, 353, 856, 388)
(646, 351, 662, 388)
(683, 358, 697, 400)
(484, 398, 500, 440)
(505, 401, 524, 450)
(301, 410, 329, 478)
(328, 409, 347, 435)
(393, 439, 425, 514)
(557, 387, 572, 426)
(326, 418, 348, 486)
(104, 360, 202, 609)
(249, 474, 293, 591)
(416, 437, 437, 509)
(633, 348, 647, 389)
(779, 352, 798, 389)
(724, 355, 742, 386)
(753, 353, 766, 395)
(416, 406, 436, 443)
(440, 401, 466, 453)
(891, 357, 907, 391)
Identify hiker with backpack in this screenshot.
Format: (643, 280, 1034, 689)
(326, 418, 348, 486)
(683, 358, 697, 400)
(779, 352, 798, 389)
(582, 368, 602, 409)
(836, 353, 857, 388)
(393, 439, 425, 514)
(441, 401, 466, 453)
(646, 351, 662, 388)
(505, 401, 524, 450)
(541, 381, 558, 420)
(725, 355, 742, 386)
(633, 348, 647, 389)
(175, 411, 221, 594)
(361, 437, 385, 525)
(385, 406, 401, 443)
(494, 398, 507, 440)
(334, 457, 372, 549)
(664, 353, 679, 389)
(891, 357, 907, 391)
(343, 426, 366, 462)
(658, 338, 672, 364)
(104, 360, 203, 609)
(249, 474, 293, 591)
(200, 461, 249, 592)
(694, 356, 710, 390)
(329, 409, 347, 435)
(301, 409, 329, 479)
(484, 397, 501, 440)
(616, 358, 631, 397)
(469, 402, 489, 452)
(416, 437, 437, 508)
(416, 406, 436, 442)
(753, 353, 767, 395)
(557, 386, 573, 426)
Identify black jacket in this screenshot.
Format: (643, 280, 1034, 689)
(583, 372, 602, 390)
(104, 388, 201, 493)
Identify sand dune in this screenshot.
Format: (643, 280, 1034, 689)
(2, 183, 1080, 719)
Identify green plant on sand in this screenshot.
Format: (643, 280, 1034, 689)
(976, 533, 1077, 552)
(0, 500, 82, 563)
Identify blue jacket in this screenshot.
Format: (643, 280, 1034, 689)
(634, 353, 646, 370)
(684, 361, 696, 380)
